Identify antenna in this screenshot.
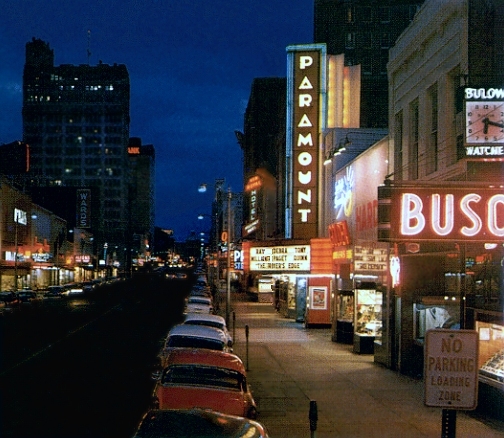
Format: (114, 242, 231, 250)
(87, 30, 92, 65)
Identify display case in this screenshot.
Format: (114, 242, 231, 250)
(335, 290, 354, 344)
(413, 296, 460, 345)
(476, 317, 504, 389)
(353, 287, 382, 354)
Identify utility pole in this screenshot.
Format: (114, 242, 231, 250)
(226, 188, 232, 327)
(14, 211, 19, 291)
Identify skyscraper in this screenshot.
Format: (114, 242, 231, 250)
(22, 38, 130, 255)
(313, 0, 425, 128)
(127, 137, 155, 263)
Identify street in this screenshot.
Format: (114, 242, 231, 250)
(0, 275, 190, 438)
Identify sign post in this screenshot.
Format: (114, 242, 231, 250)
(424, 329, 479, 437)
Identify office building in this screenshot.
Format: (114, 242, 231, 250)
(22, 38, 130, 256)
(313, 0, 425, 128)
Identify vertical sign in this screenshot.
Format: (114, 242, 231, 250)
(289, 47, 322, 239)
(424, 329, 478, 409)
(77, 189, 91, 228)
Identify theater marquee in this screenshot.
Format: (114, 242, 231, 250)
(378, 185, 504, 242)
(250, 245, 310, 271)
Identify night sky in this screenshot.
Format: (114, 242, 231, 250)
(0, 0, 313, 240)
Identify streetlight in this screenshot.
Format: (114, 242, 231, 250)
(226, 188, 232, 327)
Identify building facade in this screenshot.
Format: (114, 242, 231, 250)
(127, 137, 156, 266)
(239, 77, 286, 241)
(22, 38, 131, 263)
(383, 0, 504, 417)
(313, 0, 424, 128)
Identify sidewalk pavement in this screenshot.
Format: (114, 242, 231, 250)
(218, 291, 504, 438)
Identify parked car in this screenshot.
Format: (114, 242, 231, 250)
(16, 290, 40, 304)
(43, 285, 65, 298)
(152, 348, 258, 419)
(189, 288, 213, 299)
(81, 281, 94, 293)
(134, 409, 268, 438)
(0, 291, 21, 307)
(62, 283, 84, 296)
(159, 324, 231, 366)
(183, 312, 233, 347)
(185, 296, 213, 314)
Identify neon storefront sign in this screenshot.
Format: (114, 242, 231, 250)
(383, 186, 504, 241)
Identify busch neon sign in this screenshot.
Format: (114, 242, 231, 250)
(383, 187, 504, 241)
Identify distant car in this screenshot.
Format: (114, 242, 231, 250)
(134, 409, 269, 438)
(62, 283, 84, 296)
(81, 281, 94, 293)
(185, 296, 213, 314)
(189, 288, 212, 299)
(0, 291, 20, 307)
(16, 290, 40, 304)
(195, 276, 208, 287)
(152, 348, 258, 419)
(44, 285, 65, 298)
(183, 312, 233, 347)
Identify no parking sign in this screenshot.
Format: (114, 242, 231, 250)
(424, 329, 479, 410)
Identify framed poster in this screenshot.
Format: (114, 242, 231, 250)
(309, 286, 327, 310)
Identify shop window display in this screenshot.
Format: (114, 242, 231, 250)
(355, 288, 382, 337)
(334, 290, 354, 344)
(476, 316, 504, 389)
(413, 296, 460, 344)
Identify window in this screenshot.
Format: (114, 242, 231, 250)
(394, 111, 403, 180)
(345, 32, 356, 49)
(426, 84, 438, 175)
(359, 31, 372, 48)
(381, 32, 390, 49)
(360, 6, 372, 22)
(409, 99, 419, 179)
(346, 6, 355, 23)
(378, 6, 390, 23)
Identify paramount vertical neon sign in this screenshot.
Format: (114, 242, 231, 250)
(288, 46, 322, 238)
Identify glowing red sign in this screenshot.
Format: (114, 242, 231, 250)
(382, 186, 504, 242)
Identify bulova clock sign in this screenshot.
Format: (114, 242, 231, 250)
(465, 87, 504, 156)
(289, 46, 322, 238)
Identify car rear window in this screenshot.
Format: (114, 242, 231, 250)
(185, 320, 224, 330)
(162, 365, 242, 390)
(166, 336, 224, 351)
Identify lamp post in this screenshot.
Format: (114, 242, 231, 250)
(103, 242, 108, 279)
(14, 212, 19, 291)
(226, 187, 232, 327)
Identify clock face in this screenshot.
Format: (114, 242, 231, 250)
(466, 101, 504, 144)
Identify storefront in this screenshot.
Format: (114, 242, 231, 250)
(324, 138, 391, 355)
(378, 181, 504, 416)
(242, 239, 334, 325)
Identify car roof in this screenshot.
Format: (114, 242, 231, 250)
(167, 324, 227, 342)
(164, 348, 245, 374)
(134, 409, 268, 438)
(184, 313, 226, 326)
(187, 296, 211, 303)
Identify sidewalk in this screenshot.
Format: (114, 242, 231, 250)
(220, 292, 504, 438)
